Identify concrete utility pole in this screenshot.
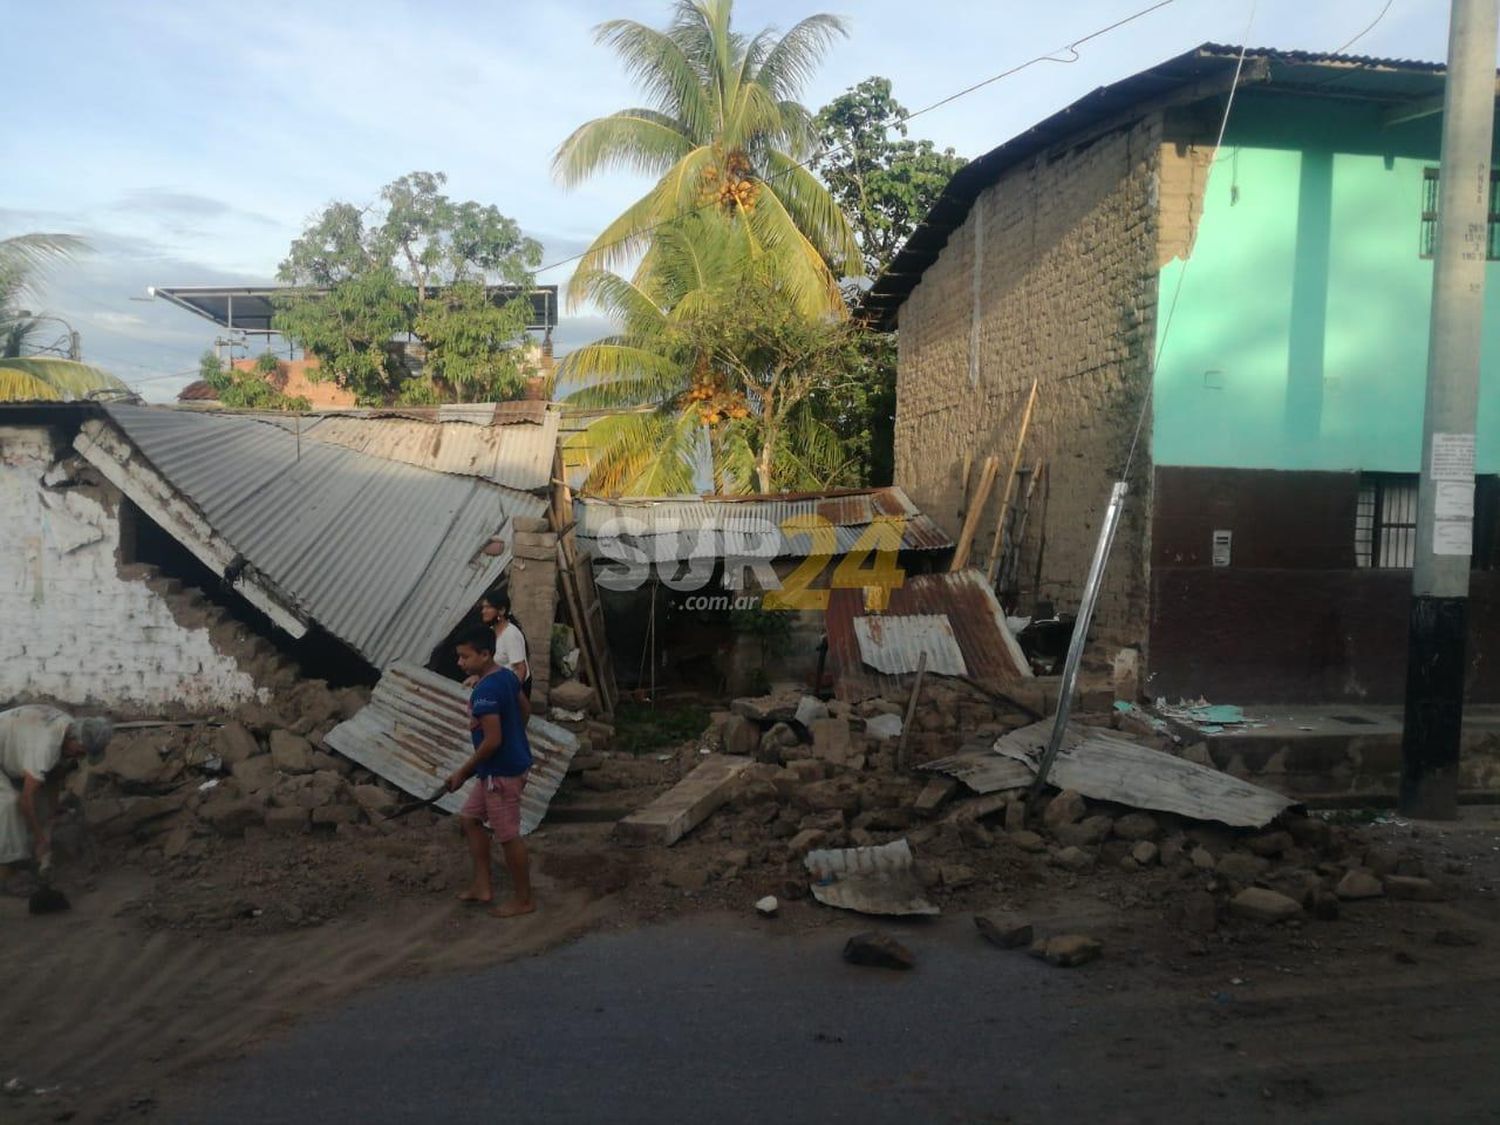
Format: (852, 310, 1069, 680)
(1401, 0, 1500, 819)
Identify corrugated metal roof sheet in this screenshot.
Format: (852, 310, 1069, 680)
(574, 487, 952, 561)
(862, 43, 1459, 328)
(324, 662, 579, 833)
(803, 838, 939, 916)
(853, 614, 967, 677)
(93, 404, 544, 669)
(826, 570, 1031, 702)
(291, 407, 559, 492)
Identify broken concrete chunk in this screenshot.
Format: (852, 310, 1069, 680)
(795, 696, 830, 726)
(1043, 789, 1087, 829)
(810, 717, 853, 764)
(843, 931, 915, 970)
(755, 895, 779, 917)
(549, 679, 597, 713)
(1053, 814, 1113, 848)
(1130, 840, 1159, 867)
(102, 737, 171, 789)
(1111, 812, 1159, 841)
(719, 713, 760, 758)
(1053, 846, 1094, 872)
(1009, 830, 1046, 853)
(1190, 847, 1218, 871)
(1383, 875, 1444, 902)
(1216, 852, 1272, 884)
(615, 755, 753, 846)
(1030, 934, 1102, 968)
(974, 916, 1033, 950)
(269, 731, 315, 774)
(214, 722, 262, 765)
(731, 694, 798, 724)
(232, 755, 279, 796)
(351, 784, 396, 815)
(1335, 870, 1385, 900)
(865, 713, 903, 741)
(913, 777, 959, 815)
(939, 863, 978, 890)
(1230, 887, 1303, 924)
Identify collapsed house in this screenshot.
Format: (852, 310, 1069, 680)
(571, 487, 971, 694)
(864, 43, 1500, 704)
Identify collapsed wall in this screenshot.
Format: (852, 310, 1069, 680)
(0, 425, 268, 713)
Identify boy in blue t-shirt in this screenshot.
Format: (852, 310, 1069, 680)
(448, 627, 534, 917)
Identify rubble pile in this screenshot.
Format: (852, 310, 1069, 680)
(587, 682, 1453, 931)
(54, 681, 402, 883)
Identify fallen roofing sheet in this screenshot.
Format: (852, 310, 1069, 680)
(574, 486, 952, 561)
(992, 721, 1294, 829)
(826, 570, 1031, 702)
(291, 406, 559, 493)
(853, 613, 967, 677)
(921, 744, 1035, 794)
(323, 662, 578, 834)
(804, 838, 940, 916)
(82, 405, 542, 669)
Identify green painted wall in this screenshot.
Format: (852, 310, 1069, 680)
(1153, 119, 1500, 472)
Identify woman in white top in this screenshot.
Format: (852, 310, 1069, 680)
(479, 590, 531, 698)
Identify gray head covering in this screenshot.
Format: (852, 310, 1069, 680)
(67, 716, 114, 763)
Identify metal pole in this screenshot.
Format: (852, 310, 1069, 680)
(1400, 0, 1499, 820)
(1033, 481, 1127, 791)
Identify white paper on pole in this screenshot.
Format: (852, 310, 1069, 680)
(1433, 519, 1474, 557)
(1435, 480, 1475, 520)
(1431, 433, 1476, 482)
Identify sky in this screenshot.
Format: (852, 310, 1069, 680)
(2, 0, 1452, 401)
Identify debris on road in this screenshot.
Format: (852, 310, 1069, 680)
(804, 839, 940, 916)
(755, 895, 779, 917)
(842, 931, 916, 970)
(974, 915, 1033, 949)
(1030, 934, 1102, 967)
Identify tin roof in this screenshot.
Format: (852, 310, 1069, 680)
(825, 570, 1031, 701)
(286, 406, 560, 493)
(324, 661, 580, 831)
(95, 404, 543, 669)
(862, 43, 1459, 328)
(574, 486, 952, 561)
(852, 613, 968, 677)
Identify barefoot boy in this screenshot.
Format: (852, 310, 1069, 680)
(448, 627, 534, 917)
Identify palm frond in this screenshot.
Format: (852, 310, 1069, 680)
(0, 366, 62, 402)
(765, 150, 863, 278)
(742, 186, 844, 316)
(0, 233, 90, 274)
(552, 110, 695, 187)
(594, 19, 714, 139)
(0, 358, 130, 401)
(754, 14, 848, 102)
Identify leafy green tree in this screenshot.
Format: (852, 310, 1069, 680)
(812, 77, 967, 279)
(199, 351, 311, 411)
(553, 0, 861, 315)
(274, 172, 543, 404)
(563, 215, 858, 495)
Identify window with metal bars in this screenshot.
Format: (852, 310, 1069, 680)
(1356, 473, 1500, 568)
(1420, 167, 1500, 259)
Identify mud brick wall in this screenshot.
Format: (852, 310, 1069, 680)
(893, 117, 1164, 653)
(0, 425, 262, 711)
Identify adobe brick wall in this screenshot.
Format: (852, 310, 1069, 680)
(0, 426, 264, 711)
(893, 117, 1164, 655)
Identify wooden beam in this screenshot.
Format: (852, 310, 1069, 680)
(985, 379, 1040, 584)
(949, 456, 1000, 571)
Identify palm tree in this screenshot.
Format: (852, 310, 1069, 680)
(0, 233, 89, 358)
(553, 0, 862, 316)
(562, 214, 855, 495)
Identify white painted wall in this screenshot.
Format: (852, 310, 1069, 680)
(0, 425, 262, 711)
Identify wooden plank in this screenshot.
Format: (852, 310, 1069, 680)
(614, 754, 753, 845)
(999, 462, 1043, 594)
(992, 720, 1294, 828)
(895, 651, 928, 772)
(949, 456, 1000, 572)
(986, 379, 1039, 584)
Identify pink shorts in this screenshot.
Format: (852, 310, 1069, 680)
(459, 772, 528, 842)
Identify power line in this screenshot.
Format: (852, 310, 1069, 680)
(1123, 4, 1259, 481)
(532, 0, 1181, 282)
(1331, 0, 1397, 55)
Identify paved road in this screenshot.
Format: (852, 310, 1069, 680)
(181, 914, 1500, 1125)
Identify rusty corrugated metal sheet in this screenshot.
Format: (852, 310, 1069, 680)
(853, 614, 967, 677)
(324, 662, 579, 834)
(826, 570, 1031, 701)
(575, 486, 952, 560)
(297, 406, 558, 492)
(93, 405, 543, 670)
